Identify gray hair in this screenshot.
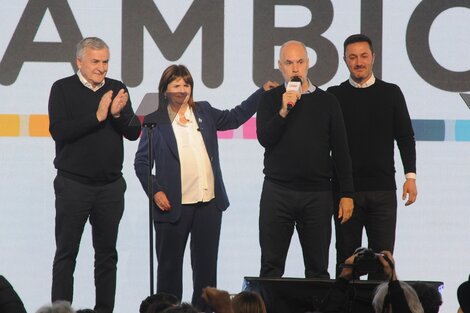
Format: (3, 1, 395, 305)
(36, 300, 76, 313)
(372, 281, 424, 313)
(76, 37, 109, 59)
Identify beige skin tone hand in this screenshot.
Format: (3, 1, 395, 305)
(338, 197, 354, 224)
(96, 89, 129, 121)
(154, 191, 171, 211)
(110, 89, 129, 118)
(402, 178, 417, 206)
(340, 250, 396, 281)
(279, 90, 300, 118)
(96, 90, 113, 122)
(377, 250, 397, 281)
(263, 80, 280, 90)
(339, 254, 356, 280)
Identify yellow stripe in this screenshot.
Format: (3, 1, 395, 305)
(0, 114, 20, 136)
(0, 114, 51, 137)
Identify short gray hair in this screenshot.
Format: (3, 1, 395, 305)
(36, 300, 76, 313)
(76, 37, 109, 59)
(372, 281, 424, 313)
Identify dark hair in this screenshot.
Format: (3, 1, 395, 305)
(140, 292, 179, 313)
(161, 303, 198, 313)
(76, 310, 95, 313)
(158, 64, 195, 108)
(457, 276, 470, 312)
(412, 283, 442, 313)
(343, 34, 374, 55)
(232, 291, 267, 313)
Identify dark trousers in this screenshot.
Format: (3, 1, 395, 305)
(334, 190, 397, 280)
(155, 200, 222, 313)
(51, 175, 125, 313)
(259, 179, 333, 279)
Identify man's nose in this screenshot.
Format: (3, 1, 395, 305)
(292, 63, 299, 72)
(98, 63, 106, 73)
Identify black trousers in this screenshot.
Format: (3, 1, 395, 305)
(155, 200, 222, 313)
(333, 190, 397, 280)
(259, 179, 333, 279)
(51, 175, 125, 313)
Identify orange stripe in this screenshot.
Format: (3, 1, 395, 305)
(29, 114, 50, 137)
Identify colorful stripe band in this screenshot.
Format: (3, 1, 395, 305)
(0, 114, 469, 141)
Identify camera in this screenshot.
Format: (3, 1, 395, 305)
(352, 247, 386, 277)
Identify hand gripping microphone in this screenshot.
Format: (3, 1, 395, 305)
(286, 76, 302, 110)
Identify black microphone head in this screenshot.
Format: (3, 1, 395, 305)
(291, 76, 302, 83)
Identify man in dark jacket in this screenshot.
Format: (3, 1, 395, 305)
(48, 37, 140, 313)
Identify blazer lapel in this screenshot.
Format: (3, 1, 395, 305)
(194, 106, 213, 157)
(156, 110, 179, 160)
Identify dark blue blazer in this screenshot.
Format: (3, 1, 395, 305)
(134, 88, 263, 223)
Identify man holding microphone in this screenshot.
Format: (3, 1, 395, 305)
(256, 40, 354, 278)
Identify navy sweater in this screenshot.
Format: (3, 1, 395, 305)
(327, 79, 416, 191)
(48, 74, 140, 184)
(256, 85, 354, 197)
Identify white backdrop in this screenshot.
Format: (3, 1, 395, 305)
(1, 1, 469, 313)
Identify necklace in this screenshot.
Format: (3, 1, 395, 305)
(178, 113, 190, 125)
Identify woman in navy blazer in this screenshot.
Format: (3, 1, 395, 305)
(134, 64, 276, 312)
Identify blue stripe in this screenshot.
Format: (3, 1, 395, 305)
(412, 120, 445, 141)
(455, 120, 470, 141)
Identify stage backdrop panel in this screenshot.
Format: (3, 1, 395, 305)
(1, 1, 469, 313)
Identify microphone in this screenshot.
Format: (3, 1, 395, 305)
(286, 76, 302, 110)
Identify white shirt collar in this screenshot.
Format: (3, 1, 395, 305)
(349, 74, 376, 88)
(77, 70, 105, 91)
(305, 79, 316, 93)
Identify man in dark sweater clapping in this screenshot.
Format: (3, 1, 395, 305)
(48, 37, 140, 313)
(327, 34, 417, 280)
(256, 40, 354, 279)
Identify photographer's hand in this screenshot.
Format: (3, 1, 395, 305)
(378, 250, 397, 281)
(339, 254, 356, 281)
